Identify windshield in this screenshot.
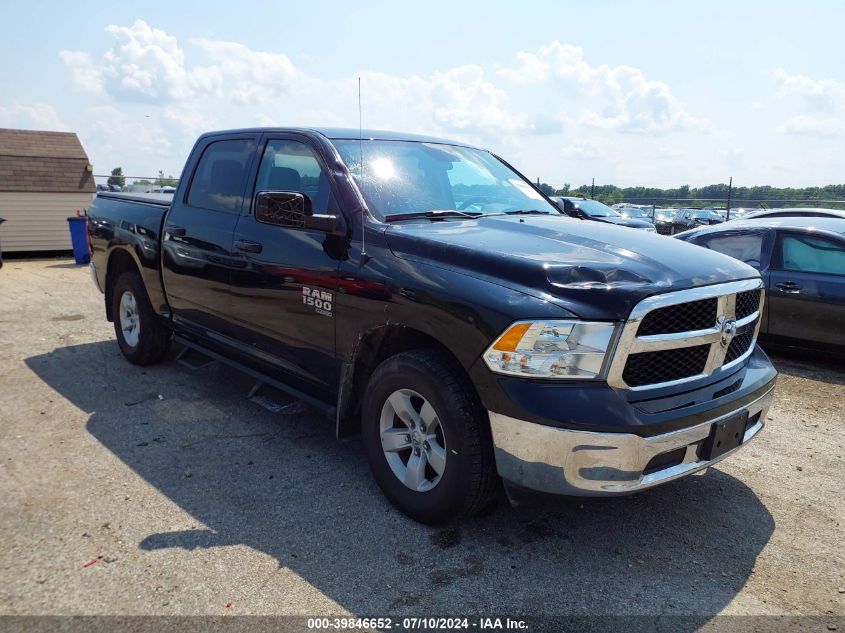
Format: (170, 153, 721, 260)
(575, 199, 620, 217)
(332, 139, 560, 220)
(655, 210, 675, 221)
(692, 211, 721, 219)
(622, 207, 651, 218)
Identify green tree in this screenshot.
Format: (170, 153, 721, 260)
(537, 182, 555, 196)
(540, 179, 845, 209)
(108, 167, 125, 188)
(155, 170, 178, 187)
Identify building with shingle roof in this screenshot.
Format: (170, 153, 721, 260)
(0, 128, 95, 252)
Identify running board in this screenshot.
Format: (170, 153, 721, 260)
(173, 335, 337, 419)
(175, 345, 217, 370)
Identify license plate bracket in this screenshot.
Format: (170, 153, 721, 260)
(700, 411, 749, 461)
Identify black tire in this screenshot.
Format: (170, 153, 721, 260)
(362, 349, 499, 524)
(111, 271, 171, 366)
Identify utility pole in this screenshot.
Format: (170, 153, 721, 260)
(590, 177, 595, 199)
(726, 176, 733, 220)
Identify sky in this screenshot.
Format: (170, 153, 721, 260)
(1, 0, 843, 189)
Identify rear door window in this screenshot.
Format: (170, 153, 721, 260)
(777, 234, 845, 276)
(187, 139, 255, 213)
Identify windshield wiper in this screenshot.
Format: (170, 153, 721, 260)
(500, 209, 551, 215)
(384, 210, 483, 222)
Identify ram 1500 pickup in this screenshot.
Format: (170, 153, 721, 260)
(88, 128, 777, 523)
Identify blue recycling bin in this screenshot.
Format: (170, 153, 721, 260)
(67, 216, 90, 265)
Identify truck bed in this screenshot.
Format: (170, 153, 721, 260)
(88, 191, 172, 316)
(95, 192, 173, 207)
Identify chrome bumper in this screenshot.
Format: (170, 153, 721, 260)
(489, 387, 773, 496)
(89, 262, 103, 293)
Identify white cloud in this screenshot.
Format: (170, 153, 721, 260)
(773, 68, 845, 113)
(355, 66, 530, 143)
(0, 102, 70, 131)
(95, 20, 188, 103)
(57, 51, 104, 95)
(163, 106, 217, 138)
(778, 115, 845, 138)
(58, 20, 529, 149)
(497, 41, 707, 135)
(773, 70, 845, 138)
(567, 139, 604, 160)
(59, 20, 297, 105)
(81, 105, 174, 174)
(189, 38, 299, 105)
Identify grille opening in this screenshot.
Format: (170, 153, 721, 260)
(643, 447, 687, 475)
(735, 289, 761, 320)
(745, 411, 762, 431)
(725, 328, 755, 364)
(713, 378, 743, 399)
(637, 297, 718, 336)
(623, 344, 710, 387)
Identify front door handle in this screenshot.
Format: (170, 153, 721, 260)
(235, 239, 263, 254)
(776, 281, 801, 293)
(166, 225, 186, 238)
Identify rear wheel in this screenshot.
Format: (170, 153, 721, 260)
(111, 271, 171, 365)
(362, 349, 498, 523)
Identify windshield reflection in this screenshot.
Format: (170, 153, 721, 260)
(332, 140, 560, 221)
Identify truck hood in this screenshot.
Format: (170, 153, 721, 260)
(384, 214, 759, 320)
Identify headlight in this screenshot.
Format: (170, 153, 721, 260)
(483, 320, 618, 379)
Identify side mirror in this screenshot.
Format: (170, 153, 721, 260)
(255, 191, 341, 233)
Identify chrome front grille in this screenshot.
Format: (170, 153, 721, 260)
(637, 297, 718, 336)
(607, 279, 765, 391)
(735, 289, 762, 320)
(725, 328, 755, 364)
(623, 344, 710, 387)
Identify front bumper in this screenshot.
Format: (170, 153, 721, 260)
(489, 386, 773, 496)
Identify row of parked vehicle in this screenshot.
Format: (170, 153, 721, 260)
(554, 197, 845, 237)
(552, 197, 844, 353)
(674, 214, 844, 355)
(553, 197, 728, 234)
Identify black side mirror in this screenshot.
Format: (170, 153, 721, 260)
(255, 191, 341, 233)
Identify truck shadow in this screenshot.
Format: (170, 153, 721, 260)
(26, 341, 775, 623)
(765, 347, 845, 386)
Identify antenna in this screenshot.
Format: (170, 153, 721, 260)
(358, 76, 370, 267)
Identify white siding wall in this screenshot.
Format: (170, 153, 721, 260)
(0, 192, 95, 252)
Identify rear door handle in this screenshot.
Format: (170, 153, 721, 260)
(234, 239, 263, 254)
(776, 281, 801, 292)
(166, 225, 186, 238)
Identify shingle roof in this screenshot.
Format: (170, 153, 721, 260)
(0, 128, 95, 193)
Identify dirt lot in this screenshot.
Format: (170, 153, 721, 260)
(0, 259, 843, 625)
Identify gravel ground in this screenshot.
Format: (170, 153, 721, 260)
(0, 259, 843, 625)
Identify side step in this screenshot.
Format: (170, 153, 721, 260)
(173, 335, 337, 420)
(175, 345, 217, 370)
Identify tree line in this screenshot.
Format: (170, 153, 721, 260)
(107, 167, 178, 189)
(535, 181, 845, 208)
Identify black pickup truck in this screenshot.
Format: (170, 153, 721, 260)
(88, 128, 777, 523)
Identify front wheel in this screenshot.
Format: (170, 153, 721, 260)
(111, 271, 171, 365)
(362, 349, 498, 523)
